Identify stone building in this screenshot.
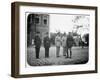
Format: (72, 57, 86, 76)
(27, 13, 49, 46)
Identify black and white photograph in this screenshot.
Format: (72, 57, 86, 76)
(27, 13, 89, 66)
(11, 2, 97, 78)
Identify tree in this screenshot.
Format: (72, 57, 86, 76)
(72, 15, 89, 35)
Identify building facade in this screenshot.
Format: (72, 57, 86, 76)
(27, 13, 49, 46)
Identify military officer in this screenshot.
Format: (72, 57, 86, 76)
(62, 33, 67, 56)
(43, 32, 51, 58)
(34, 32, 41, 59)
(66, 32, 74, 58)
(55, 32, 61, 57)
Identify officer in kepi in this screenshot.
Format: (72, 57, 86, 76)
(34, 32, 41, 59)
(66, 32, 74, 58)
(62, 32, 67, 56)
(43, 32, 51, 58)
(55, 32, 61, 57)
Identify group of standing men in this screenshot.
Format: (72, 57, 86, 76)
(34, 32, 74, 59)
(34, 32, 50, 59)
(55, 32, 74, 58)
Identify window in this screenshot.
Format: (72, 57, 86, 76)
(44, 19, 47, 25)
(35, 18, 39, 24)
(35, 14, 40, 24)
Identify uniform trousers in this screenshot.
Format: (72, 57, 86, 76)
(56, 47, 60, 57)
(45, 47, 49, 58)
(35, 47, 40, 59)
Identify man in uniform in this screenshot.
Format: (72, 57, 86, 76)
(34, 32, 41, 59)
(62, 33, 67, 56)
(43, 32, 51, 58)
(66, 32, 74, 58)
(55, 32, 61, 57)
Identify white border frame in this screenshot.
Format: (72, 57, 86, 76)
(19, 5, 96, 75)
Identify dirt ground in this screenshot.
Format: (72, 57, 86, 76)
(27, 46, 88, 66)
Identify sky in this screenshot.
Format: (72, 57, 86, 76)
(50, 14, 74, 33)
(49, 14, 90, 35)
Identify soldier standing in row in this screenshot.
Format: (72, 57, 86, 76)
(55, 32, 61, 57)
(62, 33, 67, 56)
(66, 32, 74, 58)
(34, 32, 41, 59)
(43, 32, 51, 58)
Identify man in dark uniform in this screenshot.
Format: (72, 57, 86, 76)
(43, 32, 51, 58)
(34, 32, 41, 59)
(66, 32, 74, 58)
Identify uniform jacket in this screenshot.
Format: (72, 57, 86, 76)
(34, 35, 41, 48)
(62, 36, 67, 47)
(43, 36, 50, 48)
(55, 35, 61, 47)
(66, 35, 74, 48)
